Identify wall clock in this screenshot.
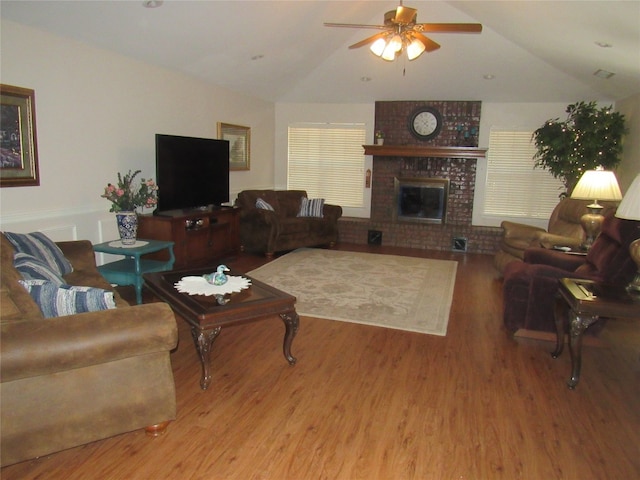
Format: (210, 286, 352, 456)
(409, 107, 443, 141)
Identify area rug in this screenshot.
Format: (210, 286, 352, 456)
(248, 248, 458, 336)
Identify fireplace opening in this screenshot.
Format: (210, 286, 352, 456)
(393, 177, 449, 224)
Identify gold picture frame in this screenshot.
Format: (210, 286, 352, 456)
(0, 84, 40, 187)
(217, 122, 250, 171)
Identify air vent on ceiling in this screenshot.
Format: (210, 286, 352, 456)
(594, 69, 615, 79)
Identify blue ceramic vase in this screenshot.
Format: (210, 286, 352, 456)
(115, 211, 138, 245)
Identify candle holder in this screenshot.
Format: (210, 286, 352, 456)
(455, 125, 478, 147)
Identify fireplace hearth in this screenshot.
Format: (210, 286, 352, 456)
(393, 177, 449, 224)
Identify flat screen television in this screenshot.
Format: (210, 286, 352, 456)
(155, 134, 230, 213)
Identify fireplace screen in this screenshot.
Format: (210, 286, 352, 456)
(393, 177, 449, 224)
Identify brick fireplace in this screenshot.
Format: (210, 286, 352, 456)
(338, 100, 502, 255)
(394, 176, 449, 224)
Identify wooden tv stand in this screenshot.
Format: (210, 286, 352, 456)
(137, 207, 240, 269)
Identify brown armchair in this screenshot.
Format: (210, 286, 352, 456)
(494, 198, 618, 274)
(236, 189, 342, 257)
(502, 214, 639, 334)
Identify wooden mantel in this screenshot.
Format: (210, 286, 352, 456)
(363, 145, 486, 159)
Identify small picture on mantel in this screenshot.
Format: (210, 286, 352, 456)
(217, 122, 250, 171)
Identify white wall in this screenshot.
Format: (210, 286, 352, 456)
(473, 102, 569, 228)
(0, 20, 275, 242)
(615, 93, 640, 193)
(275, 103, 375, 218)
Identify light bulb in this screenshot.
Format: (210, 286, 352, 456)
(381, 44, 397, 61)
(406, 38, 426, 60)
(370, 38, 387, 57)
(389, 34, 403, 52)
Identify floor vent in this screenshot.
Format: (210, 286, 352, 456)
(368, 230, 383, 245)
(452, 237, 468, 252)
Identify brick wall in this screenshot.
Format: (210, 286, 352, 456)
(371, 157, 475, 225)
(338, 100, 502, 255)
(375, 100, 481, 147)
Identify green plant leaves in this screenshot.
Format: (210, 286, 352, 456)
(532, 101, 627, 195)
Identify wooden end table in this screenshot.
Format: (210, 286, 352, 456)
(553, 278, 640, 389)
(144, 268, 299, 391)
(93, 239, 175, 304)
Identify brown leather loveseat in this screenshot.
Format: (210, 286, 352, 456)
(236, 189, 342, 257)
(0, 232, 178, 466)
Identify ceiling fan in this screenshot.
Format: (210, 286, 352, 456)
(324, 1, 482, 61)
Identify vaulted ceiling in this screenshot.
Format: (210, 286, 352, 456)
(2, 1, 639, 104)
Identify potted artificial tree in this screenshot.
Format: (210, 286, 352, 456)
(532, 101, 627, 196)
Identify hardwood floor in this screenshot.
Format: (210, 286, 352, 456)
(3, 244, 639, 479)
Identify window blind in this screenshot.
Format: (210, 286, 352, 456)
(288, 124, 366, 207)
(484, 128, 564, 219)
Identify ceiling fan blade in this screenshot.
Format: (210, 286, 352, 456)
(394, 6, 418, 24)
(349, 32, 389, 49)
(414, 23, 483, 33)
(324, 22, 388, 30)
(410, 31, 440, 52)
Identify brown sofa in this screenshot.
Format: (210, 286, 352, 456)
(502, 214, 639, 333)
(0, 233, 178, 467)
(494, 198, 618, 274)
(236, 189, 342, 257)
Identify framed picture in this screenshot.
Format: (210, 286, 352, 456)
(0, 84, 40, 187)
(217, 122, 250, 171)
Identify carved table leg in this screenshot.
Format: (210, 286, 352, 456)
(191, 326, 222, 390)
(280, 310, 299, 365)
(567, 311, 599, 389)
(552, 296, 567, 358)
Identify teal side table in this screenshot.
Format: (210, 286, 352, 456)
(93, 239, 175, 304)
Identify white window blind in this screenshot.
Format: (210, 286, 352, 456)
(484, 128, 564, 219)
(288, 123, 366, 208)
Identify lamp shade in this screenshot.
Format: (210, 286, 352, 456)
(406, 38, 426, 60)
(570, 169, 622, 202)
(616, 173, 640, 221)
(370, 37, 387, 57)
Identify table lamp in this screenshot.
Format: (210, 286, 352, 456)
(615, 173, 640, 293)
(570, 168, 622, 249)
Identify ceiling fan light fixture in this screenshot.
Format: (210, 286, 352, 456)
(389, 34, 403, 53)
(406, 37, 426, 60)
(381, 42, 397, 61)
(325, 4, 482, 63)
(370, 37, 387, 57)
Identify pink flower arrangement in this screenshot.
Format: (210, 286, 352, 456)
(101, 170, 158, 212)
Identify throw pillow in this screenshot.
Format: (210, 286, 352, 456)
(19, 280, 116, 318)
(255, 198, 275, 211)
(4, 231, 73, 275)
(297, 197, 324, 218)
(14, 252, 65, 284)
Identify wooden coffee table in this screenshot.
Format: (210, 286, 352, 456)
(144, 267, 299, 390)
